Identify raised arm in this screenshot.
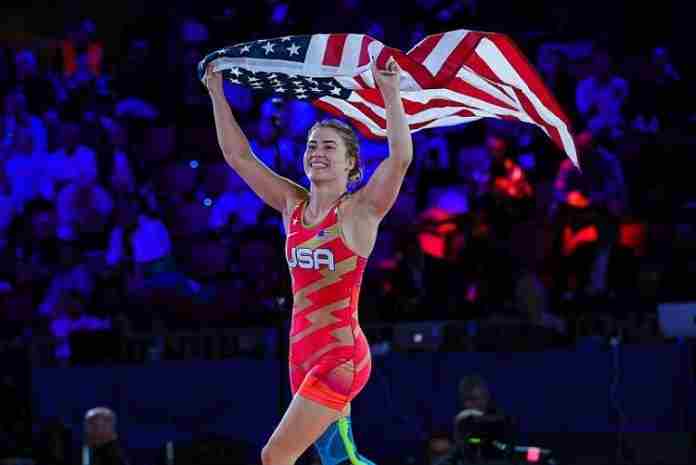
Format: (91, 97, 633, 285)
(204, 65, 306, 213)
(356, 58, 413, 219)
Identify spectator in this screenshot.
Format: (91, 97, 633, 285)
(84, 407, 130, 465)
(46, 121, 98, 197)
(1, 89, 48, 154)
(49, 291, 110, 363)
(551, 131, 627, 298)
(575, 46, 629, 141)
(3, 126, 49, 211)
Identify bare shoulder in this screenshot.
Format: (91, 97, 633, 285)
(338, 190, 380, 257)
(341, 188, 378, 223)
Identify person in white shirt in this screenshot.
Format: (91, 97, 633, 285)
(55, 182, 114, 241)
(3, 126, 48, 211)
(49, 291, 110, 362)
(209, 168, 264, 231)
(45, 122, 98, 198)
(575, 48, 629, 140)
(1, 90, 48, 155)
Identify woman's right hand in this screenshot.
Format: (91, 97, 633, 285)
(204, 63, 224, 96)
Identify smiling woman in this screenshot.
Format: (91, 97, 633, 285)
(305, 119, 363, 190)
(204, 57, 412, 465)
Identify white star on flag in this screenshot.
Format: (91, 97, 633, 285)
(262, 42, 275, 55)
(287, 43, 301, 56)
(199, 30, 579, 167)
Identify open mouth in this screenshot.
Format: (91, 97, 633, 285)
(309, 161, 329, 169)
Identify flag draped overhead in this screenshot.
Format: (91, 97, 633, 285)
(198, 30, 578, 167)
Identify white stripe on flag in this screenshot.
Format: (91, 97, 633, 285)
(319, 96, 386, 133)
(422, 30, 468, 75)
(411, 115, 482, 132)
(367, 41, 385, 63)
(335, 76, 361, 89)
(475, 37, 577, 166)
(455, 67, 518, 108)
(213, 56, 304, 74)
(399, 88, 530, 121)
(304, 34, 330, 75)
(339, 34, 364, 71)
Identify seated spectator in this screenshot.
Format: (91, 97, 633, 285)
(13, 49, 58, 115)
(46, 121, 98, 197)
(209, 169, 264, 233)
(49, 291, 110, 363)
(550, 131, 627, 299)
(575, 46, 629, 141)
(56, 182, 113, 242)
(106, 196, 172, 273)
(38, 262, 95, 319)
(1, 89, 48, 154)
(3, 127, 50, 211)
(0, 165, 15, 249)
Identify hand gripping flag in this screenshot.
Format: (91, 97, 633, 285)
(198, 30, 578, 167)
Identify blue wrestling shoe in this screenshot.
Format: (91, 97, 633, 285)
(314, 417, 376, 465)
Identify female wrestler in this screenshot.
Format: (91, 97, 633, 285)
(205, 56, 412, 465)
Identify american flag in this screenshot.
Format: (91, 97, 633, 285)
(198, 30, 578, 167)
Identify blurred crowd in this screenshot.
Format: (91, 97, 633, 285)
(1, 2, 695, 363)
(1, 0, 695, 462)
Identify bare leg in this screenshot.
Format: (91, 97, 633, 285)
(261, 394, 343, 465)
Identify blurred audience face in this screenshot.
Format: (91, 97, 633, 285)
(592, 50, 612, 79)
(59, 122, 81, 153)
(463, 386, 489, 411)
(485, 135, 507, 159)
(15, 50, 38, 80)
(14, 127, 34, 155)
(84, 409, 116, 448)
(60, 293, 85, 319)
(3, 91, 28, 117)
(32, 207, 57, 240)
(575, 131, 594, 154)
(114, 198, 139, 227)
(109, 122, 129, 149)
(258, 118, 277, 145)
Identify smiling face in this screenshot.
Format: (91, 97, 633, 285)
(304, 126, 354, 187)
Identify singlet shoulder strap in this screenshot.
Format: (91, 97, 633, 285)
(287, 197, 306, 232)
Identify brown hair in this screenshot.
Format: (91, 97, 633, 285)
(309, 119, 362, 186)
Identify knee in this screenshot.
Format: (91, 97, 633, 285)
(261, 443, 289, 465)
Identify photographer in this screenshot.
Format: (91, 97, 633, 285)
(436, 375, 518, 465)
(84, 407, 130, 465)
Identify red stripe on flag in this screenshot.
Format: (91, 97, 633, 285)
(346, 101, 387, 130)
(354, 74, 368, 89)
(446, 77, 517, 111)
(354, 88, 384, 107)
(401, 97, 465, 115)
(512, 88, 561, 148)
(399, 55, 434, 87)
(407, 109, 477, 131)
(323, 34, 348, 66)
(358, 36, 374, 66)
(463, 49, 501, 84)
(433, 32, 482, 84)
(313, 99, 384, 140)
(490, 34, 571, 127)
(408, 34, 443, 63)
